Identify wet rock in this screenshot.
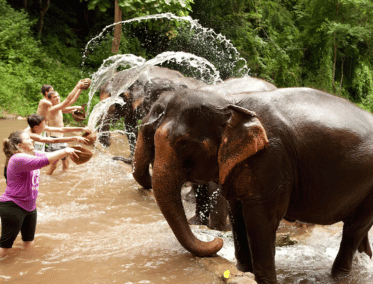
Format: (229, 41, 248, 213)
(275, 233, 298, 247)
(197, 256, 257, 284)
(225, 271, 256, 284)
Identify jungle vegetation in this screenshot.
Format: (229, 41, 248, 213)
(1, 0, 373, 121)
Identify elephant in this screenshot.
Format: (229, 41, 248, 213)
(97, 66, 206, 157)
(132, 87, 373, 283)
(188, 76, 277, 230)
(132, 76, 277, 231)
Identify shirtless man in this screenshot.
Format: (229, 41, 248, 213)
(37, 80, 88, 120)
(36, 80, 90, 174)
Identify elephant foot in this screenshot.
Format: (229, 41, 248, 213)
(112, 156, 133, 165)
(188, 215, 209, 226)
(331, 264, 351, 280)
(331, 252, 353, 280)
(236, 260, 253, 273)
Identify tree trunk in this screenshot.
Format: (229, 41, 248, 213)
(111, 0, 122, 54)
(23, 0, 28, 10)
(339, 56, 345, 96)
(38, 0, 50, 39)
(332, 33, 337, 94)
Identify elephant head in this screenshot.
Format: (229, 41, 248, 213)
(133, 75, 276, 185)
(97, 66, 206, 153)
(132, 89, 268, 256)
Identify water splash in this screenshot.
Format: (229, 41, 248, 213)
(86, 51, 222, 133)
(81, 13, 249, 76)
(82, 13, 250, 145)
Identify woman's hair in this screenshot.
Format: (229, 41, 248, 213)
(3, 130, 24, 165)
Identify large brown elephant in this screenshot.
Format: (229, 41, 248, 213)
(132, 87, 373, 283)
(132, 76, 277, 231)
(189, 76, 277, 230)
(97, 66, 206, 155)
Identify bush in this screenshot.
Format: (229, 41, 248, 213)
(0, 0, 91, 120)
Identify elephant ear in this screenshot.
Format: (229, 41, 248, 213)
(218, 105, 268, 185)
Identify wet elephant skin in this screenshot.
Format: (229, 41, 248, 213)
(132, 87, 373, 284)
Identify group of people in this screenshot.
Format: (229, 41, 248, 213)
(0, 79, 92, 258)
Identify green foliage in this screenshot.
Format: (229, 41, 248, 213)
(82, 0, 193, 18)
(191, 0, 303, 85)
(296, 0, 373, 97)
(83, 31, 147, 70)
(80, 0, 193, 24)
(3, 0, 373, 117)
(0, 0, 90, 119)
(354, 62, 373, 103)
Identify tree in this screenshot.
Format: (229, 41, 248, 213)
(37, 0, 50, 39)
(81, 0, 193, 55)
(112, 0, 122, 53)
(296, 0, 373, 99)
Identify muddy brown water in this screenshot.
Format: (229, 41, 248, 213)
(0, 119, 372, 283)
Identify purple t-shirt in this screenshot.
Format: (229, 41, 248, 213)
(0, 152, 49, 211)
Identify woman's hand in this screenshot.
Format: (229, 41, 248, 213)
(65, 147, 81, 159)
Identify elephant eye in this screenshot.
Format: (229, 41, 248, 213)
(177, 139, 188, 150)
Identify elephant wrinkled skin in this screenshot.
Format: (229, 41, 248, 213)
(132, 87, 373, 284)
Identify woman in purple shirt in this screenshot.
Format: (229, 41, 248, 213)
(0, 130, 80, 258)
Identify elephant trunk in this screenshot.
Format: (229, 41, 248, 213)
(132, 129, 153, 189)
(151, 128, 223, 256)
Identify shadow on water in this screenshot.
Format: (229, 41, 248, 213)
(1, 119, 373, 283)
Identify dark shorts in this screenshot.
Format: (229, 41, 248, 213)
(0, 201, 37, 248)
(3, 166, 7, 182)
(45, 137, 68, 160)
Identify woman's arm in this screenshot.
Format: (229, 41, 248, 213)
(9, 153, 50, 173)
(9, 148, 80, 173)
(45, 147, 80, 164)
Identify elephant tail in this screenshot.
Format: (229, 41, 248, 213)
(112, 156, 133, 165)
(358, 233, 372, 258)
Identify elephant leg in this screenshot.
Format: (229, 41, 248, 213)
(124, 122, 138, 156)
(228, 199, 253, 272)
(241, 200, 281, 284)
(208, 182, 229, 231)
(332, 196, 373, 278)
(188, 184, 209, 226)
(98, 121, 111, 147)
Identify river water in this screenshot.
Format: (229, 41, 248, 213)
(0, 119, 372, 283)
